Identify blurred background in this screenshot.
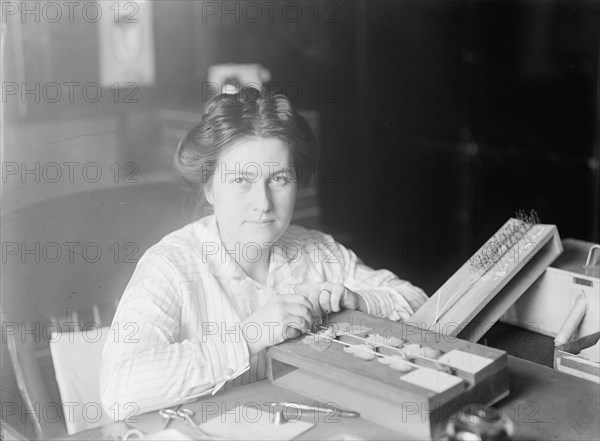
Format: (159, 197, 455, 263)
(3, 0, 599, 292)
(1, 0, 599, 436)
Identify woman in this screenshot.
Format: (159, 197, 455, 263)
(100, 88, 427, 417)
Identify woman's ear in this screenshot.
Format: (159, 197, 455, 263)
(204, 184, 214, 205)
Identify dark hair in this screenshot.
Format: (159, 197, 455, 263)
(174, 87, 319, 216)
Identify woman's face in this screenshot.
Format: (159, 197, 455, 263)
(206, 137, 297, 251)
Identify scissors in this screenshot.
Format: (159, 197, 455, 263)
(159, 407, 226, 440)
(159, 408, 202, 432)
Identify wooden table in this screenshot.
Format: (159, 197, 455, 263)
(37, 355, 599, 441)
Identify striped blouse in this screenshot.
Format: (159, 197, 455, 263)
(100, 215, 427, 417)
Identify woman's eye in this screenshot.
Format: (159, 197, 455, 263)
(233, 177, 246, 184)
(269, 176, 289, 184)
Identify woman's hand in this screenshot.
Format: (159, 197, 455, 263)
(297, 282, 365, 325)
(241, 293, 314, 355)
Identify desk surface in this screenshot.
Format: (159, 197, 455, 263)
(45, 355, 599, 441)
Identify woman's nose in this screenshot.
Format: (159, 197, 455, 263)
(251, 183, 272, 211)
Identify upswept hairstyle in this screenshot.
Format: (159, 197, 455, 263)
(174, 87, 319, 216)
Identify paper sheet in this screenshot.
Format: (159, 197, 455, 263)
(437, 349, 494, 373)
(579, 340, 600, 363)
(199, 409, 314, 440)
(400, 368, 463, 393)
(142, 428, 194, 440)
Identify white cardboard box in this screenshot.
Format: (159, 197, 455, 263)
(502, 238, 599, 339)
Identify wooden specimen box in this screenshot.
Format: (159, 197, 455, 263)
(265, 310, 508, 440)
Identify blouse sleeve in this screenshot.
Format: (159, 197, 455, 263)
(100, 253, 250, 418)
(319, 236, 428, 321)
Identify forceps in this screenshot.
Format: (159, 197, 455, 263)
(272, 402, 360, 418)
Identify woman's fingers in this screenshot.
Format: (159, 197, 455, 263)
(288, 290, 323, 324)
(293, 286, 322, 318)
(275, 294, 313, 332)
(282, 321, 304, 339)
(288, 282, 355, 321)
(319, 287, 332, 314)
(282, 293, 315, 314)
(285, 302, 313, 325)
(282, 315, 311, 339)
(305, 287, 323, 319)
(317, 282, 348, 313)
(330, 284, 346, 312)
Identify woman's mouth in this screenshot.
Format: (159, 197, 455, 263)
(246, 220, 275, 226)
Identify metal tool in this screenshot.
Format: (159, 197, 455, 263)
(271, 401, 360, 418)
(159, 408, 200, 428)
(159, 405, 181, 430)
(158, 407, 225, 439)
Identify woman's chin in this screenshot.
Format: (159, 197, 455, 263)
(244, 228, 284, 246)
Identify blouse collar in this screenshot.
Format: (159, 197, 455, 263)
(191, 215, 302, 283)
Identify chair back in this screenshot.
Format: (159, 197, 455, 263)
(49, 323, 113, 434)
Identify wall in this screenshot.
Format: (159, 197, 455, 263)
(350, 0, 599, 293)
